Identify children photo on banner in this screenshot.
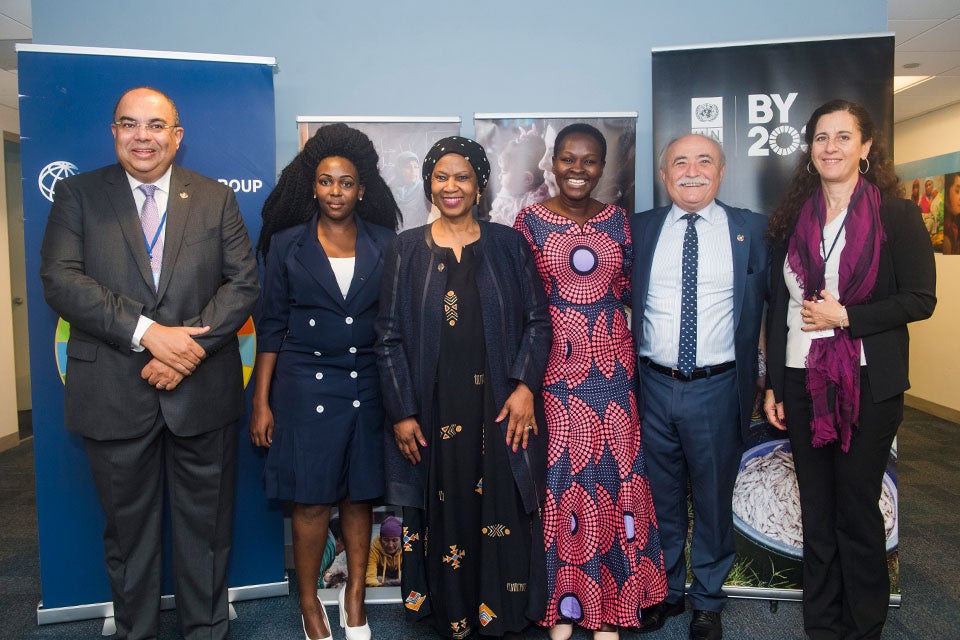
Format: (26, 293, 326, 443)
(896, 151, 960, 254)
(474, 114, 637, 228)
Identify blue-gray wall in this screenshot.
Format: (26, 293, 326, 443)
(32, 0, 888, 208)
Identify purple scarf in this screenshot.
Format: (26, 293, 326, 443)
(787, 177, 884, 451)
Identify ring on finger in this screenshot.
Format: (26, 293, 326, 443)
(524, 425, 533, 431)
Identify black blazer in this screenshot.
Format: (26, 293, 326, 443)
(40, 163, 260, 439)
(766, 197, 936, 403)
(375, 221, 551, 512)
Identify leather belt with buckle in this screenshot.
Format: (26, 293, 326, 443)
(640, 357, 736, 382)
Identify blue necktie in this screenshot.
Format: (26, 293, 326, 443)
(678, 213, 699, 376)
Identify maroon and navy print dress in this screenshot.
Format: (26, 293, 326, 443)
(514, 203, 667, 629)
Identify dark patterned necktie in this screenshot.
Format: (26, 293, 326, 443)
(677, 213, 700, 376)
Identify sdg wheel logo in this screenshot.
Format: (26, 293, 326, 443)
(55, 316, 257, 387)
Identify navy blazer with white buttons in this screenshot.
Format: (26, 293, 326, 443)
(257, 214, 395, 430)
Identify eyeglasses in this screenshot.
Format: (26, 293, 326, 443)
(113, 120, 180, 133)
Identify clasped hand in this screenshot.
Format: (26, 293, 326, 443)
(800, 290, 844, 332)
(139, 323, 210, 390)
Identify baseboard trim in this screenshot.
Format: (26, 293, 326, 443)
(0, 431, 19, 453)
(904, 394, 960, 425)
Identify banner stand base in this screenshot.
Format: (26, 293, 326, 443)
(723, 586, 901, 608)
(37, 578, 289, 625)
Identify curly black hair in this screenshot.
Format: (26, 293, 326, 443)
(257, 123, 401, 257)
(767, 99, 901, 246)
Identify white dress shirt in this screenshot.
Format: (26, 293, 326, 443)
(129, 166, 172, 350)
(639, 200, 735, 368)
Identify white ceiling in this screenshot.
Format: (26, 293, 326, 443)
(0, 1, 957, 124)
(889, 0, 960, 122)
(0, 0, 29, 117)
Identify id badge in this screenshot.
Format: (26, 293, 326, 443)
(808, 298, 835, 340)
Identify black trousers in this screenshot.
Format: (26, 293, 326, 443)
(84, 414, 238, 640)
(783, 367, 901, 640)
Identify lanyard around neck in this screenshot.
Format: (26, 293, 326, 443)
(815, 181, 866, 292)
(143, 211, 167, 261)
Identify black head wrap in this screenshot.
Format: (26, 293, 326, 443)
(421, 136, 491, 201)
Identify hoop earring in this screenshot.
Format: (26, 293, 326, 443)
(475, 192, 481, 206)
(431, 194, 437, 207)
(859, 157, 870, 174)
(806, 161, 817, 175)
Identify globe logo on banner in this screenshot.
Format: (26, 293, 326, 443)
(691, 97, 723, 145)
(38, 161, 79, 202)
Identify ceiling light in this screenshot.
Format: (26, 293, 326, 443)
(893, 75, 933, 93)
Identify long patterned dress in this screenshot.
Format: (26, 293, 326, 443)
(514, 203, 667, 629)
(400, 243, 543, 639)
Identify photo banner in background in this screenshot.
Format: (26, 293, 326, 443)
(895, 151, 960, 254)
(652, 34, 898, 601)
(18, 45, 286, 622)
(297, 117, 461, 232)
(474, 113, 637, 228)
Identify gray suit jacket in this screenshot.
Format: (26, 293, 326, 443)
(630, 200, 769, 440)
(40, 163, 260, 440)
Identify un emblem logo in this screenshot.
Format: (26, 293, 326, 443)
(695, 103, 720, 124)
(38, 161, 79, 203)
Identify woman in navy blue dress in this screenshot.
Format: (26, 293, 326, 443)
(252, 124, 401, 640)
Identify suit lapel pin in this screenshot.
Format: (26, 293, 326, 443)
(736, 234, 745, 242)
(438, 263, 445, 272)
(179, 192, 189, 199)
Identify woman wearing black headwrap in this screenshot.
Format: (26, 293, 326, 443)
(376, 137, 552, 639)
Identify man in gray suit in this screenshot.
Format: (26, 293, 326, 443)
(40, 87, 259, 640)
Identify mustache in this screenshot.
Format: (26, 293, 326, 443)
(675, 177, 711, 187)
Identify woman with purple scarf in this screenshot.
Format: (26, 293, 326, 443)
(764, 99, 935, 640)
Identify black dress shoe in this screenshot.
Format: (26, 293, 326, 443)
(637, 598, 686, 633)
(689, 610, 722, 640)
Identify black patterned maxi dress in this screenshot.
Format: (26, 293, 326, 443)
(401, 243, 545, 639)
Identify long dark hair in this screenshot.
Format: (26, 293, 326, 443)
(766, 99, 901, 246)
(257, 123, 401, 257)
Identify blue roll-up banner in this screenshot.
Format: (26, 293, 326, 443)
(17, 44, 286, 623)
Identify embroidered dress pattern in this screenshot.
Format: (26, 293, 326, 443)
(399, 243, 543, 638)
(444, 290, 459, 326)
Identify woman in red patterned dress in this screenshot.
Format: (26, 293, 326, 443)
(514, 124, 667, 640)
